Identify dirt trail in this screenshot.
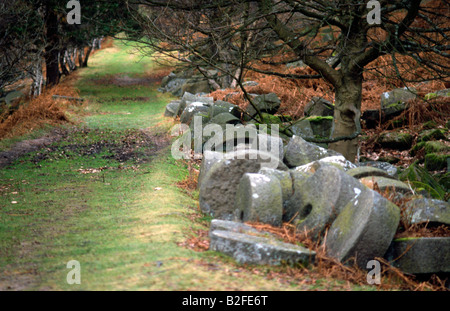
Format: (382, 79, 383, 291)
(0, 129, 66, 168)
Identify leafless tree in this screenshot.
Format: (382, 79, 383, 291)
(126, 0, 449, 161)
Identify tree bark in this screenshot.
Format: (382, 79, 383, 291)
(44, 7, 60, 86)
(78, 48, 84, 67)
(60, 49, 70, 76)
(82, 46, 93, 67)
(31, 62, 44, 97)
(329, 74, 363, 163)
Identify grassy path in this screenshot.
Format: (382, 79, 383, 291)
(0, 40, 359, 291)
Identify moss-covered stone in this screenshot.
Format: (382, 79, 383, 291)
(424, 141, 450, 154)
(421, 120, 438, 130)
(424, 92, 437, 100)
(425, 153, 448, 171)
(261, 113, 283, 124)
(377, 131, 413, 150)
(417, 128, 447, 142)
(412, 141, 450, 157)
(410, 141, 426, 157)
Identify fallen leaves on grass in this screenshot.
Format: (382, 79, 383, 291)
(177, 228, 210, 252)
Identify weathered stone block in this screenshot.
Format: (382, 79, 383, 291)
(209, 230, 315, 266)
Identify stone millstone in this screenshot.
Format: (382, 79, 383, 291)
(259, 168, 294, 204)
(197, 150, 223, 189)
(283, 170, 311, 221)
(357, 161, 398, 178)
(346, 166, 397, 180)
(384, 237, 450, 274)
(293, 156, 356, 173)
(209, 230, 315, 266)
(403, 198, 450, 226)
(199, 149, 287, 220)
(234, 173, 283, 226)
(288, 165, 368, 241)
(325, 189, 400, 268)
(359, 176, 412, 195)
(283, 135, 340, 168)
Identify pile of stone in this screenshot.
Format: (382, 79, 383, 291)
(159, 70, 214, 97)
(197, 135, 449, 276)
(163, 89, 449, 278)
(362, 87, 450, 130)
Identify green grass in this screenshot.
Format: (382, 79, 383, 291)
(0, 39, 372, 291)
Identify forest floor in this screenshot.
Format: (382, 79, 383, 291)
(0, 39, 382, 291)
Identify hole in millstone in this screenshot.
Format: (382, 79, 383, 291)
(300, 204, 313, 219)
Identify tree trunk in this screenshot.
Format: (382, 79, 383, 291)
(31, 62, 44, 97)
(45, 48, 60, 86)
(66, 48, 77, 71)
(60, 49, 70, 76)
(78, 48, 84, 67)
(44, 8, 60, 86)
(82, 46, 92, 67)
(329, 74, 363, 163)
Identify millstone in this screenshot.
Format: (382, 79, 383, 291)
(258, 167, 293, 204)
(283, 135, 340, 167)
(325, 189, 400, 268)
(283, 170, 311, 222)
(293, 156, 356, 174)
(199, 149, 287, 220)
(403, 198, 450, 226)
(197, 150, 223, 189)
(234, 173, 283, 226)
(384, 237, 450, 274)
(346, 166, 397, 180)
(288, 165, 367, 241)
(359, 176, 412, 195)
